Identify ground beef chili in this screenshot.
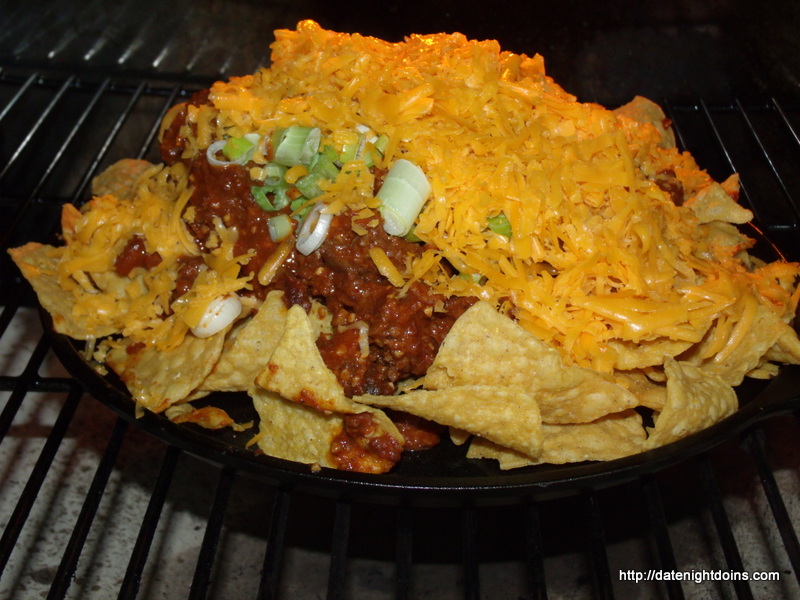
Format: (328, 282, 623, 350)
(160, 104, 476, 400)
(172, 255, 206, 300)
(330, 412, 404, 473)
(273, 212, 475, 396)
(159, 89, 211, 166)
(387, 410, 444, 451)
(114, 235, 162, 276)
(653, 168, 685, 206)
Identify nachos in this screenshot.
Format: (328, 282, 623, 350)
(10, 21, 800, 473)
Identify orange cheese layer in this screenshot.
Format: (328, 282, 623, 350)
(60, 163, 252, 350)
(69, 20, 799, 369)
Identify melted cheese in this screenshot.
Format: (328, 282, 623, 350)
(59, 162, 250, 350)
(70, 21, 800, 372)
(368, 247, 405, 288)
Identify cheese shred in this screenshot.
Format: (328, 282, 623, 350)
(59, 20, 800, 376)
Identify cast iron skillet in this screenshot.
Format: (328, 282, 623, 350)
(41, 226, 800, 505)
(46, 324, 800, 504)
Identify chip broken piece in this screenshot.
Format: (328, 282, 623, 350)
(355, 385, 544, 459)
(423, 301, 640, 424)
(467, 410, 647, 469)
(253, 304, 404, 473)
(644, 357, 738, 450)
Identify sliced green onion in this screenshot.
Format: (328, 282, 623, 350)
(267, 214, 294, 242)
(361, 142, 378, 168)
(290, 198, 314, 221)
(339, 139, 360, 163)
(262, 162, 287, 186)
(191, 294, 242, 338)
(377, 159, 432, 237)
(269, 127, 285, 157)
(274, 187, 292, 210)
(314, 151, 341, 179)
(404, 229, 422, 243)
(252, 186, 276, 211)
(320, 145, 339, 164)
(294, 172, 325, 199)
(339, 132, 367, 164)
(207, 133, 260, 167)
(223, 138, 250, 160)
(487, 212, 512, 238)
(338, 131, 386, 166)
(206, 140, 229, 166)
(273, 125, 321, 167)
(374, 133, 389, 154)
(361, 133, 387, 167)
(296, 203, 333, 255)
(458, 272, 484, 284)
(252, 181, 291, 211)
(223, 133, 260, 162)
(295, 151, 340, 199)
(299, 128, 322, 165)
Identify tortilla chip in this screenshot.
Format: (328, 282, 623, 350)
(197, 291, 288, 393)
(254, 304, 405, 471)
(449, 427, 471, 446)
(697, 221, 755, 259)
(423, 301, 639, 423)
(255, 304, 348, 412)
(682, 301, 787, 386)
(355, 385, 543, 459)
(91, 158, 154, 200)
(85, 268, 142, 298)
(644, 357, 737, 450)
(255, 304, 398, 423)
(251, 387, 403, 474)
(467, 410, 646, 468)
(745, 363, 781, 380)
(61, 203, 83, 241)
(613, 96, 676, 149)
(764, 324, 800, 365)
(466, 439, 533, 470)
(614, 370, 667, 411)
(166, 404, 248, 431)
(105, 329, 229, 413)
(684, 178, 753, 225)
(536, 410, 645, 464)
(250, 387, 344, 469)
(9, 242, 119, 339)
(608, 337, 697, 371)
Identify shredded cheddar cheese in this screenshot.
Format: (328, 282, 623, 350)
(62, 20, 799, 376)
(58, 162, 250, 350)
(368, 247, 405, 288)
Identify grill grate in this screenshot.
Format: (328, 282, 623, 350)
(2, 5, 800, 598)
(0, 0, 313, 84)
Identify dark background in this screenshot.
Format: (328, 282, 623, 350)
(2, 0, 799, 106)
(313, 0, 800, 105)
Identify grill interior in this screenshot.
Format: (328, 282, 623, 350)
(2, 2, 800, 598)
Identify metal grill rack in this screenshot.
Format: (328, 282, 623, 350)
(2, 3, 800, 599)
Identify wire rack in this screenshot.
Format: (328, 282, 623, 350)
(2, 3, 800, 599)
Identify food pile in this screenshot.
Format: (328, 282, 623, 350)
(10, 20, 800, 473)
